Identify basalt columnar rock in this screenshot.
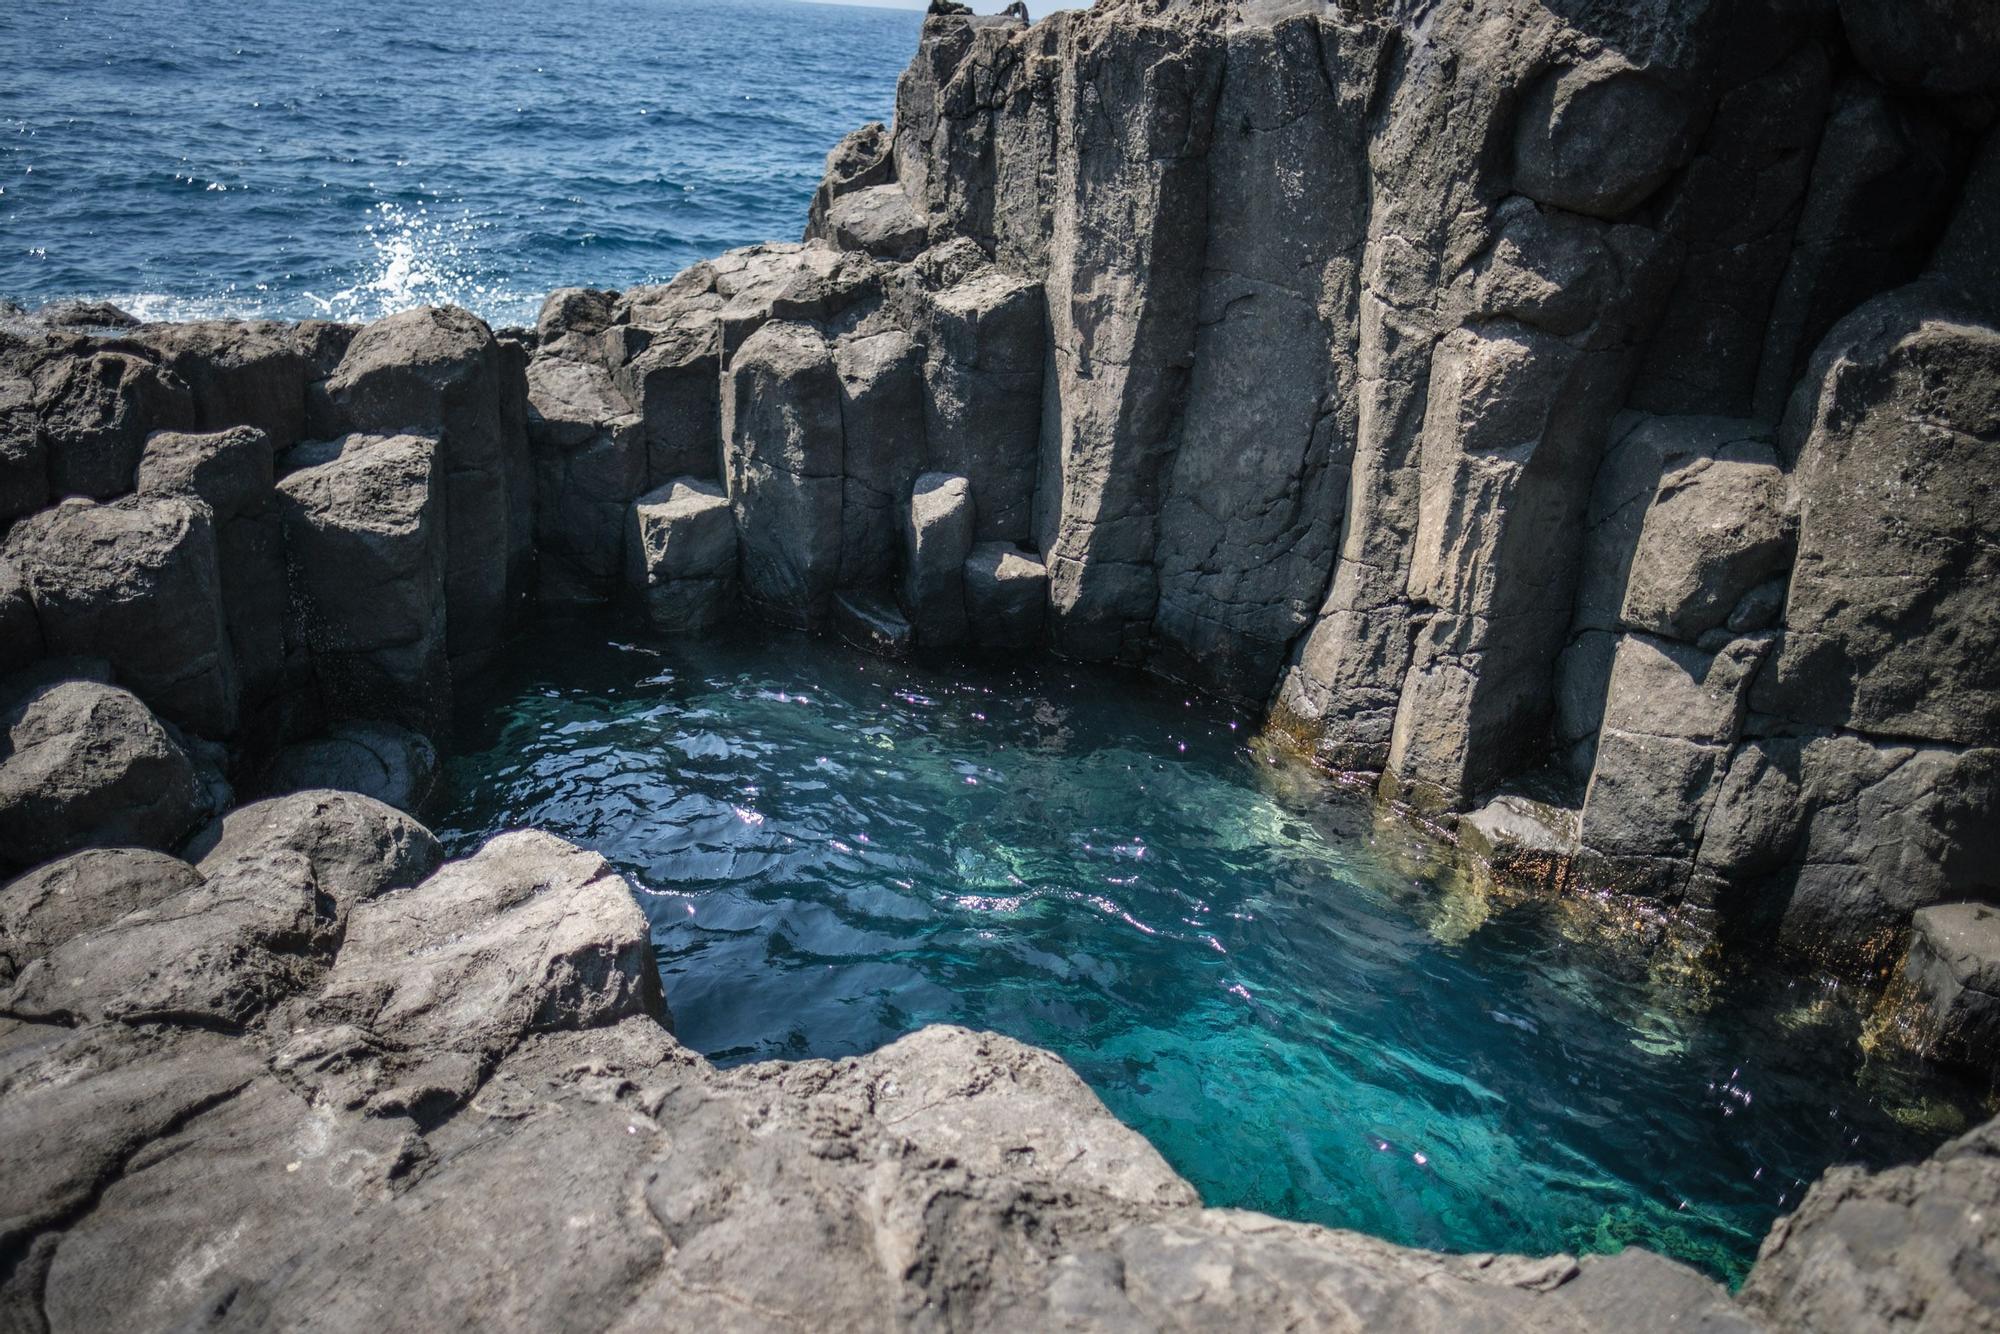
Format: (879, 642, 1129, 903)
(3, 0, 2000, 1323)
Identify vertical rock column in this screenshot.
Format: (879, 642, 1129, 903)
(314, 306, 532, 675)
(1032, 10, 1224, 664)
(1151, 13, 1385, 703)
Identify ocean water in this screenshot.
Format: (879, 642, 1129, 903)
(0, 0, 918, 325)
(438, 612, 1983, 1287)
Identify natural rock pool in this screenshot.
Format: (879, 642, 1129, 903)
(439, 612, 1983, 1286)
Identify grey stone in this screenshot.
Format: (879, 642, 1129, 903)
(32, 351, 194, 500)
(1511, 61, 1695, 219)
(1907, 902, 2000, 1068)
(1576, 634, 1769, 898)
(1618, 441, 1792, 643)
(826, 183, 927, 260)
(316, 306, 531, 670)
(963, 541, 1046, 651)
(1743, 1114, 2000, 1333)
(293, 830, 664, 1114)
(276, 434, 449, 732)
(188, 788, 441, 920)
(4, 495, 239, 737)
(136, 425, 287, 702)
(1838, 0, 2000, 98)
(259, 722, 443, 815)
(903, 471, 972, 648)
(0, 555, 40, 677)
(1751, 81, 1961, 420)
(625, 477, 737, 634)
(613, 291, 723, 485)
(132, 321, 328, 448)
(920, 265, 1044, 546)
(722, 320, 845, 626)
(526, 358, 646, 591)
(805, 121, 895, 241)
(1756, 293, 2000, 747)
(1459, 793, 1579, 892)
(0, 848, 202, 985)
(833, 328, 926, 589)
(0, 369, 46, 528)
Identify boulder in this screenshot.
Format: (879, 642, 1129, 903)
(0, 681, 204, 871)
(902, 472, 972, 648)
(963, 541, 1046, 651)
(0, 848, 202, 985)
(1511, 60, 1695, 219)
(1756, 295, 2000, 746)
(276, 434, 449, 732)
(32, 351, 194, 500)
(533, 287, 619, 360)
(1906, 902, 2000, 1068)
(136, 425, 286, 701)
(258, 723, 443, 815)
(805, 120, 895, 241)
(315, 306, 530, 670)
(1459, 792, 1580, 892)
(189, 788, 442, 917)
(1742, 1113, 2000, 1332)
(625, 477, 738, 634)
(722, 320, 845, 626)
(134, 425, 273, 520)
(1616, 434, 1792, 643)
(31, 300, 138, 330)
(4, 845, 339, 1027)
(290, 831, 663, 1114)
(825, 184, 927, 260)
(832, 588, 913, 660)
(4, 495, 238, 736)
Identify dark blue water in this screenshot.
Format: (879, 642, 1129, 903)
(0, 0, 918, 325)
(438, 613, 1983, 1286)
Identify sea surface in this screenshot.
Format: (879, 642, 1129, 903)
(439, 612, 1985, 1287)
(0, 0, 918, 325)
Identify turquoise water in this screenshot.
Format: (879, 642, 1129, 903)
(438, 613, 1982, 1285)
(0, 0, 917, 325)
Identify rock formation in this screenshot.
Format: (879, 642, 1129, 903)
(2, 0, 1999, 1325)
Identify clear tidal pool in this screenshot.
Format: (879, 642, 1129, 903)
(439, 611, 1984, 1286)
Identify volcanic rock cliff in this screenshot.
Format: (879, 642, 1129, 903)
(2, 0, 2000, 1328)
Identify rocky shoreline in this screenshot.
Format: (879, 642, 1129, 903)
(4, 0, 2000, 1326)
